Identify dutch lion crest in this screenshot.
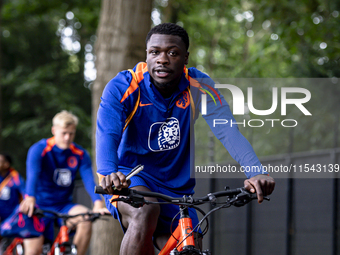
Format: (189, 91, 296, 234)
(157, 118, 180, 150)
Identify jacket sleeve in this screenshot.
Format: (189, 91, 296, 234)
(96, 71, 133, 176)
(25, 143, 44, 197)
(78, 150, 102, 202)
(189, 69, 267, 178)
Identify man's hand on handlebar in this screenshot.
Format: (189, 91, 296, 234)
(92, 199, 110, 214)
(244, 174, 275, 204)
(19, 196, 36, 217)
(100, 171, 131, 194)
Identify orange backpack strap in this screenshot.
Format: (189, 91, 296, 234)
(0, 171, 13, 193)
(123, 69, 140, 132)
(184, 67, 195, 119)
(123, 67, 195, 132)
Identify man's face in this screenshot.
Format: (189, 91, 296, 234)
(52, 124, 76, 150)
(146, 34, 189, 94)
(0, 155, 9, 173)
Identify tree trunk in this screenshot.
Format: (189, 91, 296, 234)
(90, 0, 152, 254)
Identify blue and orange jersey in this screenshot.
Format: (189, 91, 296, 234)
(96, 62, 266, 194)
(0, 168, 25, 222)
(26, 137, 101, 207)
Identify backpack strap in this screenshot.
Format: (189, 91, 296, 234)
(184, 67, 195, 119)
(0, 170, 13, 193)
(123, 69, 140, 132)
(123, 66, 195, 132)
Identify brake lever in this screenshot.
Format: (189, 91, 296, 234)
(247, 191, 270, 201)
(33, 208, 45, 218)
(240, 187, 270, 200)
(111, 194, 146, 208)
(232, 189, 270, 207)
(88, 214, 100, 222)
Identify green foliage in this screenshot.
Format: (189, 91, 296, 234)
(1, 0, 339, 172)
(155, 0, 340, 165)
(156, 0, 340, 78)
(0, 0, 100, 175)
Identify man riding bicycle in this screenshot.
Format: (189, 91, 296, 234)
(97, 23, 275, 255)
(0, 153, 25, 254)
(20, 110, 108, 255)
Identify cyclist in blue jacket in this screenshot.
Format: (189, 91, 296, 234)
(20, 110, 108, 255)
(97, 23, 275, 255)
(0, 153, 25, 254)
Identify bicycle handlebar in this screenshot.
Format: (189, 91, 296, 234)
(94, 185, 269, 208)
(33, 208, 111, 222)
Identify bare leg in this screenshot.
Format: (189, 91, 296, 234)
(118, 186, 160, 255)
(67, 204, 92, 255)
(23, 236, 44, 255)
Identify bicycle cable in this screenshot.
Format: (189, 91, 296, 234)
(175, 201, 232, 251)
(169, 204, 209, 243)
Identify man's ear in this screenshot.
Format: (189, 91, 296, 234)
(185, 51, 189, 65)
(51, 126, 55, 136)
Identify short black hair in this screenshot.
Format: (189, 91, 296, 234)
(146, 23, 189, 51)
(0, 153, 12, 165)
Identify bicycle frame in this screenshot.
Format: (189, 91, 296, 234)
(159, 206, 196, 255)
(4, 223, 75, 255)
(3, 213, 195, 255)
(43, 210, 107, 255)
(4, 210, 108, 255)
(95, 185, 268, 255)
(47, 224, 74, 255)
(3, 237, 24, 255)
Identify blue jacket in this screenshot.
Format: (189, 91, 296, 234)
(96, 62, 265, 194)
(0, 168, 25, 222)
(26, 137, 101, 206)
